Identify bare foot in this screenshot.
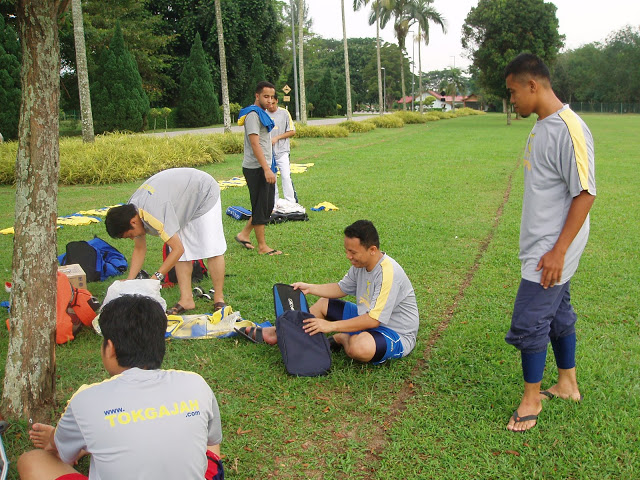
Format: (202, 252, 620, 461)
(540, 384, 582, 402)
(176, 298, 196, 310)
(29, 423, 55, 449)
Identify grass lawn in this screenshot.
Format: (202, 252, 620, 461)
(0, 113, 639, 479)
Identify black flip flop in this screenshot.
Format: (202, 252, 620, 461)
(234, 326, 264, 343)
(234, 236, 254, 250)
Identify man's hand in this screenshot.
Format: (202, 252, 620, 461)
(536, 248, 565, 289)
(302, 317, 333, 335)
(264, 169, 276, 184)
(291, 282, 313, 295)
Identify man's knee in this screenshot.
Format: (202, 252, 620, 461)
(344, 333, 375, 363)
(18, 449, 78, 480)
(310, 297, 329, 318)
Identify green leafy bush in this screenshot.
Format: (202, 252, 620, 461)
(364, 115, 405, 128)
(294, 125, 349, 138)
(211, 132, 244, 154)
(0, 133, 223, 185)
(453, 107, 485, 116)
(392, 111, 428, 124)
(338, 120, 376, 133)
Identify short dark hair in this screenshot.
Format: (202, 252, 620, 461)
(99, 295, 167, 369)
(105, 204, 137, 238)
(504, 53, 551, 81)
(344, 220, 380, 249)
(255, 81, 275, 94)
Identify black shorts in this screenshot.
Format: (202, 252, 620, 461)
(243, 167, 275, 225)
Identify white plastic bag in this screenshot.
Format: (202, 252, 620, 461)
(102, 279, 167, 312)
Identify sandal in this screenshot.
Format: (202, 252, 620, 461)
(213, 302, 227, 312)
(166, 303, 192, 315)
(234, 326, 264, 343)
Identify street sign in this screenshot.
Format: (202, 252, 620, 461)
(282, 84, 291, 94)
(283, 95, 291, 102)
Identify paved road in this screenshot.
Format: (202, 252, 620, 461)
(146, 113, 381, 137)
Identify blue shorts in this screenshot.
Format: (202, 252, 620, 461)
(327, 299, 404, 365)
(505, 279, 577, 354)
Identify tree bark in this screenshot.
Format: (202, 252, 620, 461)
(418, 28, 423, 113)
(376, 6, 383, 115)
(400, 50, 406, 111)
(504, 98, 511, 125)
(71, 0, 94, 143)
(214, 0, 231, 133)
(298, 0, 307, 124)
(341, 0, 352, 120)
(1, 0, 60, 421)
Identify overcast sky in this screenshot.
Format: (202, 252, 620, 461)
(305, 0, 640, 72)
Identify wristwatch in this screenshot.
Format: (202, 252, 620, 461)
(153, 271, 165, 282)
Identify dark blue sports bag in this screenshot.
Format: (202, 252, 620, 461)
(276, 310, 331, 377)
(59, 236, 128, 282)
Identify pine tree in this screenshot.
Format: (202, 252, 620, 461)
(91, 22, 149, 133)
(177, 32, 220, 127)
(313, 68, 337, 118)
(0, 16, 21, 140)
(242, 52, 267, 107)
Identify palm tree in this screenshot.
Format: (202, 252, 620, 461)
(377, 0, 413, 111)
(444, 67, 466, 112)
(298, 0, 307, 123)
(409, 0, 446, 112)
(214, 0, 231, 132)
(341, 0, 353, 120)
(71, 0, 94, 142)
(354, 0, 384, 115)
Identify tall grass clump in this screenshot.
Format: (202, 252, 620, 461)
(211, 132, 244, 154)
(453, 107, 485, 117)
(338, 120, 376, 133)
(294, 124, 349, 138)
(364, 114, 405, 128)
(0, 133, 224, 185)
(392, 111, 428, 124)
(0, 141, 17, 184)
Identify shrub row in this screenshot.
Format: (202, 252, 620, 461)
(364, 115, 405, 128)
(0, 133, 224, 185)
(337, 120, 377, 133)
(294, 124, 349, 138)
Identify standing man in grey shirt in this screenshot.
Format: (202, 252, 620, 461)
(267, 96, 297, 205)
(504, 53, 596, 432)
(235, 81, 282, 255)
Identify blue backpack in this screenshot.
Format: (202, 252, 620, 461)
(59, 236, 128, 282)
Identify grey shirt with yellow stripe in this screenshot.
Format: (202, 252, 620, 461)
(128, 168, 220, 243)
(338, 254, 419, 355)
(519, 105, 596, 284)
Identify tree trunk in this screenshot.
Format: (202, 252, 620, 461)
(400, 49, 406, 111)
(214, 0, 231, 133)
(504, 98, 511, 125)
(341, 0, 352, 121)
(376, 7, 383, 115)
(418, 29, 423, 113)
(298, 0, 307, 124)
(71, 0, 94, 143)
(2, 0, 60, 422)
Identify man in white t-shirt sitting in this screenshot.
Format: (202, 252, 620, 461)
(17, 295, 224, 480)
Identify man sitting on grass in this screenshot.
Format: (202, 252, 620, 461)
(237, 220, 420, 365)
(105, 167, 227, 314)
(18, 295, 224, 480)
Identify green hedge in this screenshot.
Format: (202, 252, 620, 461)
(364, 115, 405, 128)
(338, 120, 377, 133)
(0, 133, 224, 185)
(294, 124, 349, 138)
